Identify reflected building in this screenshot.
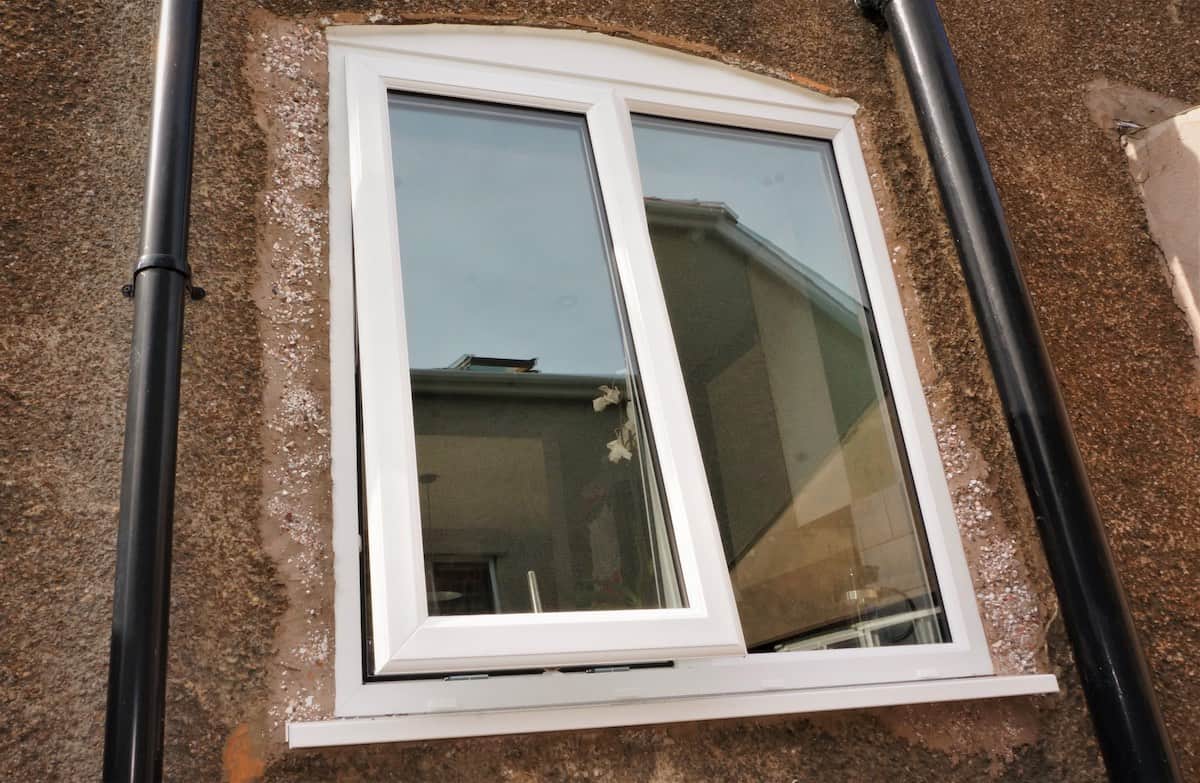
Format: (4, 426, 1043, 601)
(644, 198, 945, 651)
(400, 197, 946, 651)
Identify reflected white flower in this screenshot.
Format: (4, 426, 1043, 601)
(592, 384, 622, 412)
(606, 437, 633, 463)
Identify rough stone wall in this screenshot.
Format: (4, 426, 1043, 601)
(0, 1, 1197, 781)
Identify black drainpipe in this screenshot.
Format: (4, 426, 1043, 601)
(103, 1, 203, 781)
(855, 1, 1180, 780)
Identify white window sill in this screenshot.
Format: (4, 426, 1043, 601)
(287, 673, 1058, 748)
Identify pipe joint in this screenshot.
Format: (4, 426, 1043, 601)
(135, 252, 191, 279)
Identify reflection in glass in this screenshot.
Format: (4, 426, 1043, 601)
(632, 115, 948, 650)
(388, 94, 681, 616)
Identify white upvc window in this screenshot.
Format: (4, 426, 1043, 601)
(301, 24, 1056, 746)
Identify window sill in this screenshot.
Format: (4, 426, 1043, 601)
(287, 673, 1058, 748)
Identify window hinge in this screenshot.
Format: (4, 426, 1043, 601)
(445, 673, 489, 681)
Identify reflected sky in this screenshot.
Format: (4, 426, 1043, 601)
(631, 116, 861, 301)
(387, 96, 863, 377)
(388, 93, 629, 376)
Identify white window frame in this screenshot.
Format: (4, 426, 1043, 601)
(304, 24, 1057, 744)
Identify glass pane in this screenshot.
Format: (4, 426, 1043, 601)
(388, 94, 682, 616)
(632, 115, 948, 650)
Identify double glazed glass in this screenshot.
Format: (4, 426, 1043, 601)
(387, 94, 681, 616)
(385, 94, 947, 646)
(632, 116, 948, 651)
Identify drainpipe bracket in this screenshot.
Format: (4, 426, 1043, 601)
(123, 253, 204, 300)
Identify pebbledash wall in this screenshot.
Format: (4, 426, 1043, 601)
(2, 1, 1199, 781)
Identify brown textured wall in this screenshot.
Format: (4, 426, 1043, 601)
(1, 1, 1197, 781)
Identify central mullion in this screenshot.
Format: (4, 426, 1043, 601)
(584, 94, 736, 620)
(581, 126, 687, 615)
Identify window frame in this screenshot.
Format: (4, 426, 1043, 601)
(317, 24, 1051, 733)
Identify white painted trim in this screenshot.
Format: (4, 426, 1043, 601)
(325, 24, 1006, 728)
(325, 24, 858, 121)
(290, 674, 1058, 747)
(830, 119, 993, 668)
(327, 40, 366, 720)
